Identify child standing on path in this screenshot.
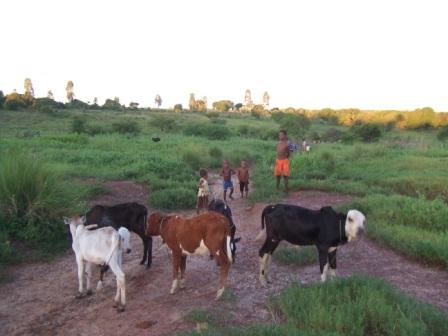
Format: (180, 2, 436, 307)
(197, 168, 210, 214)
(237, 160, 250, 198)
(220, 160, 235, 201)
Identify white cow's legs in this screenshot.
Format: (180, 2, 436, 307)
(76, 257, 85, 296)
(321, 263, 329, 282)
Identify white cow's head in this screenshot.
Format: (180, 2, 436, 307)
(63, 215, 86, 238)
(118, 227, 132, 254)
(345, 210, 365, 242)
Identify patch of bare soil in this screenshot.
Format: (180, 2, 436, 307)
(1, 180, 447, 336)
(87, 180, 149, 206)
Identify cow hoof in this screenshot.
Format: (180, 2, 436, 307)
(113, 301, 119, 308)
(86, 289, 93, 296)
(117, 306, 126, 313)
(96, 281, 103, 291)
(75, 293, 85, 299)
(216, 287, 225, 300)
(145, 264, 152, 269)
(259, 277, 268, 287)
(180, 280, 186, 289)
(140, 260, 145, 265)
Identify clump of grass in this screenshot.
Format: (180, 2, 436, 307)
(273, 246, 317, 265)
(0, 152, 86, 260)
(182, 276, 448, 336)
(150, 187, 195, 209)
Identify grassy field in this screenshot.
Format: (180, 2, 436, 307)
(1, 108, 448, 332)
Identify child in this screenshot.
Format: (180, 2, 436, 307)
(220, 160, 235, 201)
(196, 168, 210, 214)
(237, 160, 250, 198)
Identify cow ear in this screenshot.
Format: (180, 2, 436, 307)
(233, 237, 242, 243)
(63, 217, 71, 225)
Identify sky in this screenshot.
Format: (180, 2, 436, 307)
(0, 0, 447, 110)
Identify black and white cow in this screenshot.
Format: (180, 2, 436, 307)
(85, 202, 152, 268)
(208, 199, 241, 262)
(256, 204, 365, 286)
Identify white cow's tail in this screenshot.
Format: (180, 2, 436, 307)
(104, 232, 120, 266)
(226, 235, 233, 264)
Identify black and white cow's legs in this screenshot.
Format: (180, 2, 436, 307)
(258, 239, 279, 286)
(318, 248, 330, 282)
(328, 247, 337, 279)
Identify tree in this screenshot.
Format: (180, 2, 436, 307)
(244, 89, 253, 108)
(234, 103, 243, 111)
(174, 104, 183, 113)
(47, 90, 54, 100)
(194, 100, 207, 113)
(129, 102, 139, 109)
(154, 94, 162, 108)
(251, 104, 266, 118)
(3, 92, 28, 110)
(0, 90, 4, 109)
(93, 97, 98, 105)
(103, 98, 121, 110)
(189, 93, 196, 110)
(212, 100, 234, 112)
(203, 96, 207, 109)
(66, 80, 74, 103)
(24, 78, 34, 97)
(262, 91, 270, 107)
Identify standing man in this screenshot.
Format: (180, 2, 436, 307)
(275, 130, 290, 192)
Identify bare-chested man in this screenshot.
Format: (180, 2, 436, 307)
(275, 130, 290, 192)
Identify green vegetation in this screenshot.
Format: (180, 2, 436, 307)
(273, 246, 317, 266)
(181, 276, 448, 336)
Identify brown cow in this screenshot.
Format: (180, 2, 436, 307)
(146, 212, 232, 299)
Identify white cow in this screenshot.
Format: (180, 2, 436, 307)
(64, 216, 127, 312)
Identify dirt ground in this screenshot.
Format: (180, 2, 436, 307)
(1, 179, 447, 336)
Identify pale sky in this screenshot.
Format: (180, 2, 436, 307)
(1, 0, 447, 110)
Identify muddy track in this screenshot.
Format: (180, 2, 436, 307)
(0, 180, 447, 336)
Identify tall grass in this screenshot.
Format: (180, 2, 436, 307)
(0, 152, 87, 263)
(181, 276, 448, 336)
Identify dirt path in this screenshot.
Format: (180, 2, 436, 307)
(1, 180, 447, 336)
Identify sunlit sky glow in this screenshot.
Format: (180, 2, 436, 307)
(1, 0, 447, 110)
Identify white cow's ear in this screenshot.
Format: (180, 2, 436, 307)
(63, 217, 71, 225)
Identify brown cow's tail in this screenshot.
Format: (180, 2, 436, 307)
(226, 235, 233, 264)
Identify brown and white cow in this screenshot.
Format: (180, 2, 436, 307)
(146, 212, 232, 299)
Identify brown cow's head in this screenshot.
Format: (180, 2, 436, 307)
(146, 212, 163, 236)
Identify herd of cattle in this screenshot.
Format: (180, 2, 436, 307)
(63, 200, 366, 312)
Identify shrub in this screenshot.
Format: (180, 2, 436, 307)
(86, 124, 110, 136)
(212, 100, 234, 112)
(209, 147, 223, 160)
(321, 128, 344, 142)
(0, 152, 82, 250)
(353, 123, 382, 142)
(3, 93, 29, 110)
(102, 98, 121, 110)
(174, 104, 183, 113)
(251, 105, 265, 118)
(0, 90, 4, 109)
(66, 99, 89, 110)
(150, 116, 178, 132)
(71, 116, 86, 134)
(405, 107, 437, 129)
(183, 151, 202, 170)
(272, 112, 311, 136)
(112, 120, 140, 135)
(32, 98, 65, 112)
(150, 188, 195, 209)
(437, 126, 448, 141)
(183, 123, 231, 140)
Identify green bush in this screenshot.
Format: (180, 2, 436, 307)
(0, 152, 83, 252)
(437, 126, 448, 141)
(33, 98, 65, 112)
(183, 123, 231, 140)
(150, 116, 178, 132)
(3, 93, 30, 111)
(71, 116, 86, 134)
(174, 104, 183, 113)
(209, 147, 223, 160)
(353, 123, 382, 142)
(183, 151, 203, 170)
(112, 120, 141, 135)
(321, 128, 344, 142)
(273, 113, 311, 137)
(150, 188, 195, 209)
(65, 99, 89, 110)
(86, 124, 110, 136)
(183, 276, 448, 336)
(102, 98, 121, 110)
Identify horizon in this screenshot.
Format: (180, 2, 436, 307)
(1, 0, 447, 111)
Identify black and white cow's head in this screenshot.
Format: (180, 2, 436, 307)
(230, 237, 241, 262)
(345, 209, 366, 241)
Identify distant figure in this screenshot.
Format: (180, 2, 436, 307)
(302, 138, 307, 153)
(196, 168, 210, 214)
(220, 160, 235, 201)
(237, 160, 250, 198)
(275, 130, 290, 192)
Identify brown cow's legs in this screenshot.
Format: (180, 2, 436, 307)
(170, 252, 182, 294)
(180, 255, 187, 289)
(216, 251, 230, 299)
